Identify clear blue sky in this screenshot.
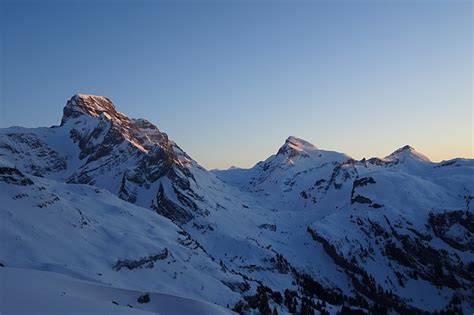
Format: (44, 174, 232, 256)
(1, 0, 472, 169)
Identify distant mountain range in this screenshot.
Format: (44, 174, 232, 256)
(1, 94, 472, 314)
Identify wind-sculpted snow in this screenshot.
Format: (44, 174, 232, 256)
(0, 95, 473, 314)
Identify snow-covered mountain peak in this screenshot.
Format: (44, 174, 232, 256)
(392, 144, 415, 153)
(277, 136, 318, 156)
(385, 144, 431, 162)
(59, 93, 181, 156)
(61, 93, 127, 125)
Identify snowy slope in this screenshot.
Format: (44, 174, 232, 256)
(0, 267, 234, 315)
(0, 161, 243, 310)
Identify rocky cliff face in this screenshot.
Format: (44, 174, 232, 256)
(1, 94, 206, 223)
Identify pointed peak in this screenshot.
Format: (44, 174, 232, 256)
(277, 136, 318, 156)
(61, 93, 123, 125)
(386, 145, 431, 162)
(394, 145, 415, 153)
(285, 136, 318, 149)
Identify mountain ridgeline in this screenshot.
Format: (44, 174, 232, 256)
(0, 94, 472, 315)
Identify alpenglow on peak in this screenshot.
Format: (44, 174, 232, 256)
(277, 136, 318, 156)
(60, 93, 125, 125)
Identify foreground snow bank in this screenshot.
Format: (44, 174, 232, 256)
(0, 267, 235, 315)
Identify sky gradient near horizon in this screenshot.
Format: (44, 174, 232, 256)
(1, 0, 472, 169)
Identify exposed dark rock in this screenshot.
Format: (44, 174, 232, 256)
(118, 173, 137, 203)
(350, 177, 377, 206)
(367, 158, 390, 166)
(300, 191, 309, 199)
(153, 183, 194, 223)
(314, 179, 326, 187)
(221, 281, 250, 293)
(353, 177, 376, 188)
(192, 222, 215, 232)
(434, 159, 458, 168)
(428, 210, 473, 251)
(258, 224, 277, 232)
(0, 167, 34, 186)
(113, 249, 168, 271)
(270, 253, 290, 274)
(325, 162, 358, 191)
(351, 195, 372, 205)
(369, 203, 383, 209)
(137, 293, 150, 304)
